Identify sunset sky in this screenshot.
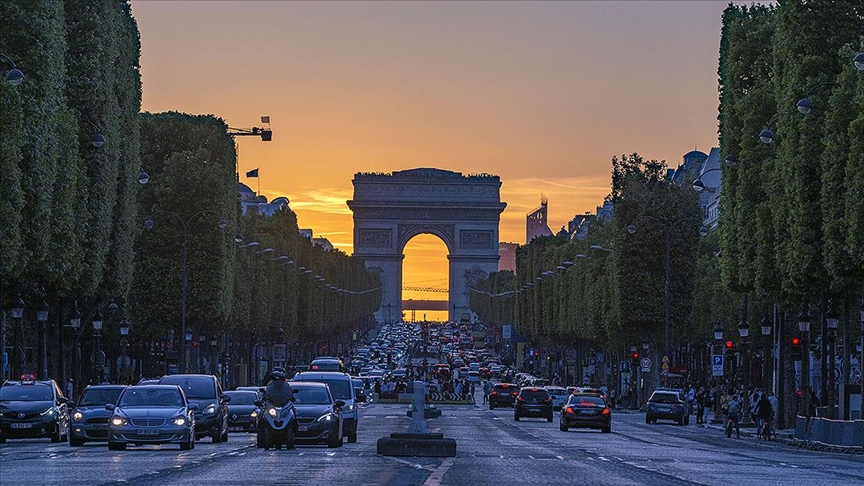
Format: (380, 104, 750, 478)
(133, 1, 737, 311)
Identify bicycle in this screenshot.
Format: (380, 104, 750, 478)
(725, 415, 734, 438)
(758, 417, 774, 441)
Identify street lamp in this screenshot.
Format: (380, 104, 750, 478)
(36, 301, 48, 379)
(92, 310, 104, 383)
(144, 209, 228, 373)
(760, 315, 772, 394)
(738, 319, 752, 426)
(798, 307, 811, 421)
(627, 216, 704, 366)
(0, 53, 24, 86)
(826, 306, 839, 419)
(859, 303, 864, 419)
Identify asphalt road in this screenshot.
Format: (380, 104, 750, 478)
(1, 396, 862, 486)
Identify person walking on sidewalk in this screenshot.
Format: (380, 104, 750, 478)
(695, 386, 707, 424)
(482, 380, 492, 404)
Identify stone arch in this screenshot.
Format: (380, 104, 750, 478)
(347, 168, 506, 322)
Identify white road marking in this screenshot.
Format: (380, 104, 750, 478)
(423, 457, 456, 486)
(556, 455, 564, 460)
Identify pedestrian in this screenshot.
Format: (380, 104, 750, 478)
(483, 379, 492, 404)
(695, 387, 706, 424)
(727, 393, 742, 439)
(65, 379, 74, 401)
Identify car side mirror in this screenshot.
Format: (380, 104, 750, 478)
(57, 397, 69, 405)
(334, 400, 346, 408)
(258, 387, 266, 393)
(104, 404, 115, 411)
(355, 392, 366, 403)
(289, 396, 296, 402)
(253, 400, 263, 407)
(221, 395, 231, 403)
(66, 401, 76, 409)
(188, 403, 199, 411)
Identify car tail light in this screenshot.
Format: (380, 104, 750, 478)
(565, 407, 575, 414)
(512, 391, 518, 396)
(544, 398, 552, 404)
(601, 408, 610, 416)
(517, 396, 524, 402)
(491, 390, 497, 395)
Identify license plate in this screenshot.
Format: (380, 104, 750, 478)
(297, 425, 308, 432)
(228, 426, 243, 431)
(9, 423, 32, 429)
(658, 408, 670, 412)
(135, 428, 160, 435)
(93, 424, 109, 430)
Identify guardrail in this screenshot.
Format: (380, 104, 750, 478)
(793, 416, 864, 452)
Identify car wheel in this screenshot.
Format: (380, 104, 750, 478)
(684, 416, 690, 425)
(677, 417, 684, 426)
(51, 427, 63, 443)
(212, 431, 222, 443)
(347, 432, 357, 444)
(645, 415, 652, 424)
(328, 433, 343, 448)
(514, 414, 520, 421)
(602, 426, 611, 433)
(489, 403, 494, 410)
(221, 429, 229, 442)
(547, 414, 553, 423)
(286, 427, 295, 450)
(70, 438, 85, 447)
(180, 438, 193, 451)
(559, 421, 568, 432)
(108, 442, 126, 451)
(256, 429, 265, 448)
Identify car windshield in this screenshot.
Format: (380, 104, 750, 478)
(0, 385, 53, 401)
(224, 392, 256, 405)
(79, 388, 124, 406)
(159, 377, 213, 400)
(568, 396, 605, 406)
(291, 387, 332, 404)
(650, 393, 681, 404)
(520, 390, 549, 400)
(119, 388, 184, 407)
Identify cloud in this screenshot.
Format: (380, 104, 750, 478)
(268, 188, 355, 215)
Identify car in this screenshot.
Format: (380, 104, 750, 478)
(106, 385, 196, 450)
(235, 386, 264, 399)
(309, 357, 344, 372)
(545, 386, 568, 411)
(69, 385, 127, 446)
(489, 383, 519, 409)
(0, 375, 71, 443)
(645, 389, 689, 425)
(514, 387, 553, 422)
(289, 382, 344, 448)
(291, 371, 358, 443)
(158, 374, 230, 442)
(137, 379, 160, 386)
(559, 393, 611, 433)
(223, 390, 260, 433)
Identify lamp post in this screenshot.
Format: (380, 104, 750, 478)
(859, 303, 864, 420)
(144, 209, 228, 373)
(826, 307, 839, 419)
(798, 307, 811, 422)
(760, 315, 772, 394)
(92, 310, 104, 383)
(11, 296, 25, 378)
(184, 328, 193, 374)
(36, 301, 49, 380)
(711, 323, 725, 424)
(118, 318, 130, 384)
(627, 217, 705, 366)
(738, 319, 753, 426)
(0, 53, 24, 86)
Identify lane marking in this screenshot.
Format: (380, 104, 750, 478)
(423, 457, 456, 486)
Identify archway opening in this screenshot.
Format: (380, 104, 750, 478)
(402, 233, 449, 323)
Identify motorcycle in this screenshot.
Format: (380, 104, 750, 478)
(254, 398, 297, 450)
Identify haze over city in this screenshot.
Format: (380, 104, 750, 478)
(133, 1, 727, 300)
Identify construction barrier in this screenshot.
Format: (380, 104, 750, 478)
(793, 416, 864, 451)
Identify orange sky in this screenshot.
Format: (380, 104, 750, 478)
(133, 1, 734, 308)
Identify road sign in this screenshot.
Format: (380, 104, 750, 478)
(712, 354, 724, 377)
(589, 357, 597, 367)
(640, 358, 652, 372)
(502, 325, 511, 340)
(620, 360, 631, 373)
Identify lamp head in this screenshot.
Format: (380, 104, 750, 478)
(854, 52, 864, 71)
(144, 218, 154, 230)
(759, 129, 774, 144)
(692, 179, 706, 193)
(36, 301, 49, 322)
(713, 323, 724, 341)
(760, 315, 772, 336)
(6, 68, 23, 86)
(218, 218, 228, 230)
(91, 132, 106, 148)
(724, 153, 738, 167)
(11, 295, 25, 319)
(627, 224, 637, 235)
(137, 170, 150, 185)
(796, 97, 813, 115)
(738, 319, 749, 338)
(826, 308, 839, 330)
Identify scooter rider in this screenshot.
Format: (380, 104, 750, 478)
(263, 368, 293, 407)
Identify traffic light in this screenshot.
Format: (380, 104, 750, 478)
(724, 340, 735, 352)
(791, 336, 802, 360)
(631, 351, 639, 361)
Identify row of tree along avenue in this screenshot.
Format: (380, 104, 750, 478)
(471, 2, 864, 428)
(0, 1, 380, 393)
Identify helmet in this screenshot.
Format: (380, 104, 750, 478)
(271, 369, 286, 381)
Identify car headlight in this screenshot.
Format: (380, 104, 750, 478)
(111, 417, 127, 426)
(72, 412, 84, 422)
(317, 413, 335, 423)
(344, 404, 355, 413)
(267, 407, 277, 417)
(250, 410, 258, 418)
(41, 408, 55, 417)
(204, 405, 216, 415)
(173, 416, 187, 426)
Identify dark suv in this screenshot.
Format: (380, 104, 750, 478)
(0, 375, 71, 443)
(489, 383, 519, 409)
(514, 387, 553, 422)
(159, 374, 230, 441)
(645, 390, 689, 425)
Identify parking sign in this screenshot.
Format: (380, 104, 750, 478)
(712, 354, 724, 376)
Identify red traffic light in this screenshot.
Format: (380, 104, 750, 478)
(791, 337, 801, 346)
(631, 352, 639, 360)
(724, 340, 734, 349)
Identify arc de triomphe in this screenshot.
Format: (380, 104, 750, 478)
(347, 168, 506, 323)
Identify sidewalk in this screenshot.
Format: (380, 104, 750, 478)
(614, 407, 794, 441)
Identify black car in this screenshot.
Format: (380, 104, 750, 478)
(514, 387, 553, 422)
(107, 385, 197, 450)
(70, 385, 127, 446)
(559, 393, 611, 433)
(489, 383, 519, 409)
(158, 374, 230, 442)
(0, 375, 71, 443)
(224, 390, 259, 433)
(289, 382, 344, 448)
(645, 390, 689, 425)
